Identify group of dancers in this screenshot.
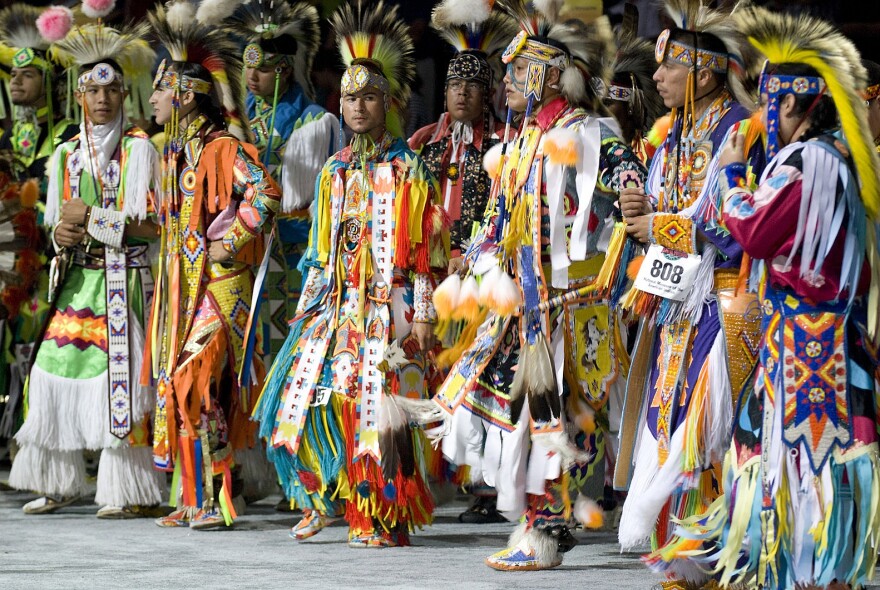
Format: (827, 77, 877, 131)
(1, 0, 879, 588)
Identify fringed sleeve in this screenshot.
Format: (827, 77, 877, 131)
(215, 141, 281, 259)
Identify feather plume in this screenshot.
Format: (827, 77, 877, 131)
(195, 0, 244, 25)
(544, 127, 581, 166)
(433, 272, 462, 320)
(0, 4, 50, 52)
(229, 0, 321, 100)
(478, 265, 501, 307)
(36, 7, 74, 44)
(482, 142, 504, 178)
(662, 0, 756, 109)
(735, 6, 880, 220)
(378, 394, 415, 481)
(610, 29, 667, 133)
(574, 494, 604, 529)
(526, 335, 560, 423)
(332, 0, 415, 112)
(432, 0, 491, 27)
(431, 0, 517, 64)
(572, 494, 605, 529)
(82, 0, 116, 20)
(166, 1, 196, 32)
(488, 269, 522, 316)
(452, 274, 481, 322)
(149, 2, 249, 142)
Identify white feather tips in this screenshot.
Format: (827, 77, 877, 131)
(573, 495, 604, 529)
(482, 142, 504, 178)
(434, 0, 491, 27)
(543, 127, 582, 167)
(195, 0, 243, 25)
(167, 1, 197, 30)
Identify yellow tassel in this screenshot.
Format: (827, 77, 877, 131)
(595, 222, 627, 291)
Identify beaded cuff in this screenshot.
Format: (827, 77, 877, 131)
(86, 207, 126, 249)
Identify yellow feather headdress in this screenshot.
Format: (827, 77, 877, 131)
(734, 6, 880, 220)
(332, 0, 415, 137)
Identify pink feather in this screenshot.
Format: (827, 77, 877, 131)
(36, 6, 74, 43)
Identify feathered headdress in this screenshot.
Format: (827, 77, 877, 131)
(149, 1, 248, 142)
(734, 6, 880, 219)
(332, 0, 415, 138)
(496, 0, 614, 113)
(229, 0, 321, 101)
(0, 4, 73, 124)
(50, 2, 155, 122)
(608, 4, 665, 134)
(431, 0, 518, 89)
(655, 0, 753, 110)
(0, 4, 50, 67)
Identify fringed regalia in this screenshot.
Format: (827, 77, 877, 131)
(614, 3, 766, 570)
(145, 2, 281, 526)
(254, 130, 447, 543)
(8, 14, 164, 509)
(10, 119, 164, 507)
(407, 0, 516, 490)
(432, 0, 647, 569)
(653, 8, 880, 588)
(148, 115, 280, 524)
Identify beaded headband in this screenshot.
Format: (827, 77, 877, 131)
(447, 52, 491, 87)
(759, 64, 828, 158)
(77, 62, 124, 91)
(501, 30, 569, 70)
(607, 84, 634, 102)
(152, 58, 213, 95)
(340, 62, 390, 96)
(242, 42, 292, 69)
(866, 83, 880, 102)
(11, 47, 49, 71)
(655, 28, 730, 74)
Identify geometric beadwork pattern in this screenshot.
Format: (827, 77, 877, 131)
(780, 311, 850, 473)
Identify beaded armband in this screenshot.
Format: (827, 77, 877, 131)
(221, 215, 257, 256)
(650, 212, 696, 254)
(413, 273, 437, 324)
(86, 207, 126, 249)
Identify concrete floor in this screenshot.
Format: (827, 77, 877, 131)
(0, 470, 662, 590)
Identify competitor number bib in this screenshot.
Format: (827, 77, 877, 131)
(633, 244, 701, 302)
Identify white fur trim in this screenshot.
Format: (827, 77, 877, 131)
(508, 522, 562, 567)
(8, 444, 90, 498)
(618, 424, 688, 549)
(121, 136, 160, 222)
(560, 66, 587, 104)
(95, 445, 165, 507)
(280, 114, 337, 212)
